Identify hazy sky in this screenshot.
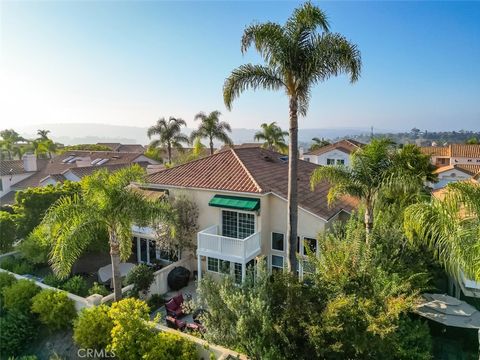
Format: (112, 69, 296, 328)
(1, 1, 479, 132)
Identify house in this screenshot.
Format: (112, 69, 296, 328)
(301, 139, 364, 167)
(0, 150, 159, 205)
(96, 143, 146, 153)
(429, 164, 480, 189)
(132, 147, 357, 281)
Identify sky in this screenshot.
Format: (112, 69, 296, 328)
(1, 1, 479, 133)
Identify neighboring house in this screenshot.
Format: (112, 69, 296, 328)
(301, 139, 363, 167)
(0, 150, 159, 204)
(97, 142, 146, 153)
(132, 147, 357, 281)
(0, 155, 48, 204)
(429, 164, 480, 189)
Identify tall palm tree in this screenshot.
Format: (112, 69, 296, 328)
(190, 111, 233, 155)
(147, 117, 189, 164)
(37, 165, 174, 301)
(37, 129, 51, 140)
(0, 129, 25, 159)
(311, 140, 436, 243)
(223, 2, 361, 272)
(254, 122, 288, 153)
(309, 137, 330, 152)
(404, 181, 480, 282)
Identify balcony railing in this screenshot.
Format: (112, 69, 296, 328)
(197, 225, 261, 262)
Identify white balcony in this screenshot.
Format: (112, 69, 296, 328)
(197, 225, 261, 263)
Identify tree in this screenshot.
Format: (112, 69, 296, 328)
(147, 117, 189, 164)
(311, 140, 436, 243)
(37, 165, 174, 301)
(190, 110, 233, 155)
(309, 137, 330, 152)
(254, 122, 288, 152)
(0, 212, 17, 253)
(0, 129, 25, 160)
(223, 2, 361, 272)
(36, 129, 50, 140)
(466, 136, 479, 144)
(404, 181, 480, 281)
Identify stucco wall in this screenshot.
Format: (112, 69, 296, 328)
(430, 169, 472, 189)
(302, 149, 350, 167)
(0, 172, 33, 198)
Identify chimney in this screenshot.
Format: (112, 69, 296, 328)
(299, 147, 304, 158)
(23, 154, 37, 172)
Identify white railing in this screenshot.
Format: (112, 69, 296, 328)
(197, 225, 261, 261)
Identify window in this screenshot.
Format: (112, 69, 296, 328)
(0, 179, 2, 192)
(219, 260, 231, 274)
(222, 210, 255, 239)
(271, 255, 284, 272)
(467, 159, 472, 162)
(304, 157, 310, 162)
(336, 159, 345, 165)
(303, 237, 317, 255)
(234, 263, 242, 283)
(207, 257, 219, 272)
(326, 158, 335, 165)
(271, 232, 284, 251)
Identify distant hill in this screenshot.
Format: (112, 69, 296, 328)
(17, 123, 376, 146)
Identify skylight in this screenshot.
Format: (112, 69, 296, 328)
(91, 158, 102, 165)
(62, 155, 75, 163)
(96, 158, 110, 166)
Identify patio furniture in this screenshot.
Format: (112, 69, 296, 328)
(186, 322, 205, 333)
(192, 308, 207, 324)
(167, 266, 191, 290)
(165, 293, 185, 318)
(165, 315, 186, 330)
(97, 262, 135, 284)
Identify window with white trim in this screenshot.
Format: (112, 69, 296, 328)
(219, 260, 231, 274)
(326, 158, 335, 165)
(207, 257, 219, 272)
(271, 255, 284, 272)
(234, 263, 242, 283)
(271, 232, 284, 251)
(222, 210, 255, 239)
(303, 237, 317, 256)
(336, 159, 345, 165)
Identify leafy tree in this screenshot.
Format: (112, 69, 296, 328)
(0, 212, 17, 253)
(190, 110, 233, 155)
(37, 165, 174, 301)
(36, 129, 50, 140)
(223, 2, 361, 272)
(31, 289, 76, 330)
(311, 140, 436, 243)
(73, 305, 113, 350)
(13, 181, 81, 239)
(0, 272, 17, 297)
(147, 117, 189, 164)
(253, 122, 288, 153)
(309, 137, 330, 151)
(0, 129, 25, 160)
(0, 310, 37, 356)
(2, 279, 41, 313)
(142, 332, 198, 360)
(404, 181, 480, 281)
(466, 136, 479, 144)
(60, 144, 112, 152)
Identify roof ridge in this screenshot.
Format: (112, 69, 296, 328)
(230, 148, 263, 192)
(146, 150, 225, 176)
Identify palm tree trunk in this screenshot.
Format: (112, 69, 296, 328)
(109, 232, 123, 301)
(167, 143, 172, 164)
(364, 202, 374, 244)
(209, 136, 214, 155)
(286, 96, 299, 274)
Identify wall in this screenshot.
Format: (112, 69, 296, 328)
(430, 169, 472, 189)
(316, 149, 350, 167)
(0, 172, 34, 198)
(148, 256, 196, 295)
(451, 156, 480, 165)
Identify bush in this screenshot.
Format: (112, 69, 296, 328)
(31, 290, 76, 330)
(43, 273, 65, 288)
(88, 281, 110, 296)
(2, 279, 40, 313)
(143, 332, 198, 360)
(147, 294, 165, 310)
(61, 275, 88, 296)
(73, 305, 112, 350)
(126, 264, 154, 294)
(0, 271, 17, 294)
(0, 310, 37, 356)
(18, 230, 50, 265)
(0, 256, 34, 275)
(0, 212, 17, 253)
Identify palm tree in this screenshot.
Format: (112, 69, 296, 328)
(37, 129, 51, 140)
(190, 111, 233, 155)
(311, 140, 436, 243)
(223, 3, 361, 272)
(37, 165, 174, 301)
(404, 181, 480, 282)
(147, 117, 189, 164)
(254, 122, 288, 153)
(0, 129, 25, 159)
(309, 137, 330, 152)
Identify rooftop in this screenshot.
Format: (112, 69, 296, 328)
(304, 139, 364, 156)
(421, 144, 480, 158)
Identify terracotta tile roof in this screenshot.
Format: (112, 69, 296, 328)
(421, 144, 480, 159)
(434, 164, 480, 176)
(12, 151, 151, 190)
(304, 139, 364, 156)
(66, 162, 150, 178)
(0, 160, 27, 176)
(97, 143, 145, 153)
(219, 143, 262, 152)
(146, 147, 357, 219)
(420, 146, 450, 157)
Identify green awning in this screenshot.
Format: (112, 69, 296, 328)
(208, 195, 260, 211)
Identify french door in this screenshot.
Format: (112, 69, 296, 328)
(221, 210, 255, 239)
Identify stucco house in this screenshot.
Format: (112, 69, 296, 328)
(429, 164, 480, 189)
(301, 139, 363, 167)
(132, 147, 357, 282)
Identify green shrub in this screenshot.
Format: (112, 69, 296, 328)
(0, 271, 17, 294)
(0, 212, 17, 253)
(147, 294, 165, 310)
(0, 256, 18, 271)
(143, 332, 198, 360)
(73, 305, 113, 350)
(43, 273, 65, 288)
(88, 281, 110, 296)
(2, 279, 40, 313)
(31, 290, 76, 330)
(18, 230, 50, 265)
(126, 264, 154, 294)
(0, 257, 34, 275)
(61, 275, 88, 296)
(0, 310, 37, 356)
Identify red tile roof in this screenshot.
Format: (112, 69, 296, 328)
(304, 139, 363, 156)
(421, 144, 480, 158)
(146, 147, 357, 219)
(434, 164, 480, 176)
(420, 146, 450, 157)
